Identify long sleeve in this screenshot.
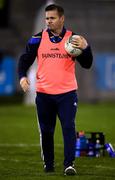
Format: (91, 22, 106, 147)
(18, 33, 42, 80)
(76, 45, 93, 69)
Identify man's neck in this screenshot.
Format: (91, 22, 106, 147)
(50, 27, 63, 36)
(51, 31, 60, 36)
(47, 27, 66, 39)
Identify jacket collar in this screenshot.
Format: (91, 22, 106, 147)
(47, 27, 66, 38)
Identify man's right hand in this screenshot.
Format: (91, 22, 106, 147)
(20, 77, 30, 92)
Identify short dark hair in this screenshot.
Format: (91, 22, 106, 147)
(45, 4, 64, 17)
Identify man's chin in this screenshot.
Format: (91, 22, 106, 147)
(48, 29, 55, 33)
(48, 27, 53, 31)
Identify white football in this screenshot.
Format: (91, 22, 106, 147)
(65, 35, 82, 57)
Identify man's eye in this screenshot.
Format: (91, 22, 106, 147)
(46, 17, 56, 20)
(50, 17, 55, 20)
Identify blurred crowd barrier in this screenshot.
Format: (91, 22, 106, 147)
(0, 53, 16, 95)
(94, 53, 115, 91)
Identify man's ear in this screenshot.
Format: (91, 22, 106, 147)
(61, 15, 65, 23)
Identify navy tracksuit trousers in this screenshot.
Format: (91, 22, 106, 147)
(35, 90, 78, 168)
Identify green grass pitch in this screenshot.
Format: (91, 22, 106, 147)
(0, 103, 115, 180)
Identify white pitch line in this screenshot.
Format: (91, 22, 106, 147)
(0, 143, 63, 147)
(0, 157, 42, 164)
(95, 165, 115, 170)
(0, 143, 40, 147)
(80, 164, 115, 170)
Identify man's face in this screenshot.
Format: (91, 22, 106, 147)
(45, 10, 64, 32)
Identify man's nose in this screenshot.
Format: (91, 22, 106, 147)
(48, 19, 52, 23)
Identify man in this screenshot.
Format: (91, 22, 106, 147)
(18, 4, 93, 175)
